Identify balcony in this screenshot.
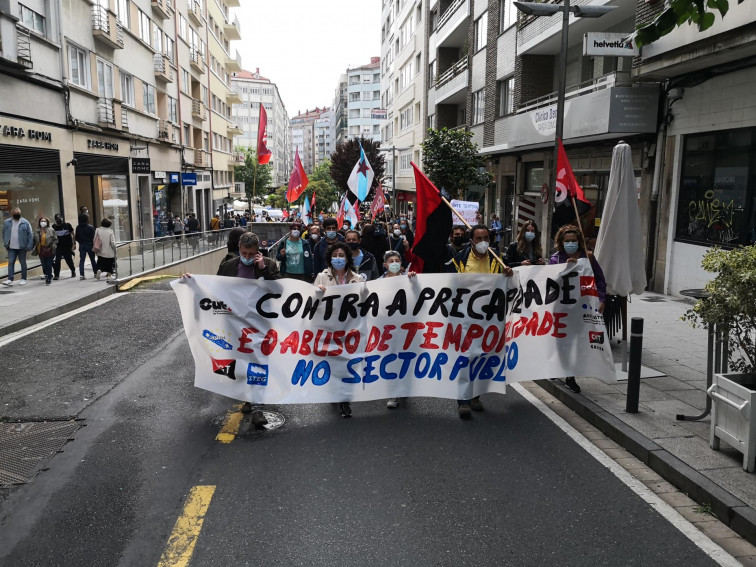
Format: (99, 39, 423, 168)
(189, 49, 205, 73)
(151, 0, 172, 20)
(121, 106, 129, 131)
(227, 122, 244, 136)
(191, 99, 207, 120)
(154, 53, 174, 83)
(157, 119, 172, 141)
(194, 149, 208, 167)
(226, 88, 242, 104)
(223, 15, 241, 40)
(232, 151, 245, 164)
(435, 58, 468, 104)
(433, 0, 469, 49)
(225, 49, 242, 72)
(97, 97, 126, 130)
(13, 24, 33, 69)
(92, 4, 124, 49)
(187, 0, 204, 26)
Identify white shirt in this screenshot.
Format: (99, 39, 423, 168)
(9, 219, 20, 249)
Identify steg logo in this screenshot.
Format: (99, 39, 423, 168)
(199, 297, 230, 314)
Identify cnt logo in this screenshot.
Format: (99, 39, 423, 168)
(212, 358, 236, 380)
(247, 363, 269, 386)
(589, 331, 605, 344)
(580, 276, 599, 297)
(199, 297, 231, 315)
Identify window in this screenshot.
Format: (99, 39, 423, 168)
(499, 0, 516, 32)
(429, 62, 436, 84)
(181, 69, 190, 93)
(116, 0, 129, 26)
(362, 108, 372, 118)
(472, 89, 485, 124)
(183, 123, 191, 145)
(139, 10, 151, 44)
(349, 125, 360, 135)
(165, 36, 175, 63)
(399, 105, 413, 130)
(349, 92, 360, 102)
(349, 109, 360, 118)
(143, 83, 156, 114)
(19, 4, 45, 34)
(179, 15, 187, 41)
(97, 59, 114, 98)
(363, 91, 372, 101)
(399, 13, 414, 49)
(152, 23, 163, 52)
(497, 76, 514, 116)
(675, 127, 756, 248)
(68, 45, 90, 89)
(415, 53, 421, 75)
(373, 90, 380, 100)
(474, 11, 488, 52)
(399, 150, 411, 171)
(168, 96, 178, 123)
(120, 72, 134, 106)
(399, 61, 413, 91)
(373, 73, 380, 83)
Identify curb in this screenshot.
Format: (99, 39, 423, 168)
(535, 378, 756, 546)
(0, 285, 116, 338)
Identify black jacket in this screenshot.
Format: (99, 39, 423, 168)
(505, 241, 543, 267)
(216, 256, 280, 279)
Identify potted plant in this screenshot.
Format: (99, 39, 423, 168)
(683, 245, 756, 471)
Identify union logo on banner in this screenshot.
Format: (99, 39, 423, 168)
(212, 358, 236, 379)
(579, 276, 598, 297)
(589, 331, 604, 344)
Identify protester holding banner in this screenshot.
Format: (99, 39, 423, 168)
(313, 217, 344, 273)
(217, 232, 279, 280)
(344, 230, 379, 281)
(276, 221, 315, 282)
(217, 227, 245, 269)
(506, 221, 545, 268)
(549, 224, 607, 394)
(314, 242, 363, 418)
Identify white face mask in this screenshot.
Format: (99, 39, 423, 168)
(474, 241, 489, 255)
(291, 230, 301, 238)
(393, 229, 401, 237)
(310, 233, 319, 240)
(387, 261, 402, 274)
(40, 221, 47, 228)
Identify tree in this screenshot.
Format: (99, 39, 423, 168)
(635, 0, 745, 46)
(329, 138, 385, 203)
(233, 147, 273, 205)
(420, 128, 490, 199)
(265, 186, 288, 209)
(304, 160, 340, 213)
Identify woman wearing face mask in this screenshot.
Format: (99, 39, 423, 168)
(314, 242, 363, 418)
(94, 218, 117, 280)
(381, 250, 416, 409)
(398, 218, 414, 247)
(32, 217, 58, 285)
(505, 221, 544, 267)
(549, 225, 607, 394)
(276, 222, 315, 282)
(388, 222, 411, 267)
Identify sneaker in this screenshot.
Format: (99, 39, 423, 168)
(240, 401, 252, 414)
(45, 281, 51, 286)
(251, 410, 268, 429)
(53, 276, 59, 280)
(458, 404, 472, 419)
(469, 397, 484, 412)
(80, 275, 86, 280)
(18, 279, 26, 286)
(339, 402, 352, 418)
(71, 270, 76, 278)
(386, 398, 399, 409)
(2, 280, 13, 286)
(565, 377, 581, 393)
(95, 270, 102, 280)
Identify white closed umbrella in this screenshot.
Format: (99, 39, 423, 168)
(595, 141, 646, 296)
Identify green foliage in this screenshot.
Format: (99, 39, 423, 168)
(420, 128, 491, 198)
(329, 138, 385, 202)
(305, 160, 340, 213)
(265, 186, 288, 209)
(682, 245, 756, 374)
(635, 0, 737, 47)
(233, 147, 273, 204)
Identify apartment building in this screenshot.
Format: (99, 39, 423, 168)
(346, 57, 382, 143)
(330, 74, 348, 153)
(380, 0, 427, 210)
(290, 107, 329, 174)
(230, 69, 291, 188)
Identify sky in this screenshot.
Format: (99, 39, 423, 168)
(234, 0, 382, 117)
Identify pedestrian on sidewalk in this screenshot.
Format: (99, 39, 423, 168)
(32, 216, 57, 285)
(74, 213, 96, 280)
(3, 207, 34, 286)
(52, 213, 76, 280)
(173, 215, 184, 243)
(186, 213, 200, 253)
(549, 224, 607, 394)
(314, 242, 363, 419)
(94, 218, 117, 280)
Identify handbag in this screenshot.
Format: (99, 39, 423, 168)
(39, 245, 53, 258)
(93, 233, 102, 254)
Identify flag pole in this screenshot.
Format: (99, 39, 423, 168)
(570, 195, 586, 241)
(251, 156, 257, 221)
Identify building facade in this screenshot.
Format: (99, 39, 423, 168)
(330, 73, 348, 154)
(290, 107, 329, 174)
(0, 0, 243, 276)
(346, 57, 382, 144)
(380, 0, 427, 210)
(230, 68, 291, 188)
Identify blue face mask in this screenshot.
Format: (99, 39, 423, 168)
(563, 242, 579, 255)
(239, 255, 255, 266)
(326, 230, 337, 240)
(331, 257, 347, 270)
(524, 231, 536, 242)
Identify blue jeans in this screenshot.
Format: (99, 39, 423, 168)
(79, 246, 97, 275)
(40, 256, 53, 282)
(6, 248, 28, 281)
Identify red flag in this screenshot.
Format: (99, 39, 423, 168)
(370, 183, 386, 221)
(310, 191, 317, 214)
(410, 162, 452, 274)
(282, 209, 289, 219)
(554, 138, 591, 227)
(336, 196, 346, 229)
(257, 105, 272, 165)
(287, 148, 309, 203)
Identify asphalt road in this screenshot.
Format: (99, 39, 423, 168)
(0, 284, 723, 566)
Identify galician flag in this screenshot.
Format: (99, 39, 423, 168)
(346, 142, 374, 202)
(302, 195, 312, 225)
(344, 198, 359, 228)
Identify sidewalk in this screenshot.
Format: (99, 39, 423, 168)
(539, 290, 756, 544)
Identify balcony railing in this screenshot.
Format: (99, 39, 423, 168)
(187, 0, 203, 26)
(154, 53, 174, 82)
(189, 49, 204, 72)
(92, 4, 124, 48)
(223, 15, 241, 40)
(98, 97, 115, 125)
(515, 71, 631, 115)
(232, 151, 245, 163)
(151, 0, 172, 19)
(436, 57, 468, 88)
(121, 106, 129, 131)
(15, 24, 32, 69)
(191, 99, 206, 120)
(194, 149, 208, 167)
(436, 0, 464, 31)
(157, 119, 171, 140)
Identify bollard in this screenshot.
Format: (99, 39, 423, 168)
(625, 317, 644, 413)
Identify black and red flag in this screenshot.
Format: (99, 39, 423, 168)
(410, 162, 452, 274)
(553, 138, 592, 232)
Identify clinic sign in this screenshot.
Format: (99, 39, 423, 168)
(583, 33, 639, 57)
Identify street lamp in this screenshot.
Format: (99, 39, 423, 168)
(378, 145, 410, 214)
(514, 0, 615, 241)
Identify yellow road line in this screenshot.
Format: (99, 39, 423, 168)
(158, 485, 216, 567)
(119, 274, 180, 291)
(215, 405, 243, 444)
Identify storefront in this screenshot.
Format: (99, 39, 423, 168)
(0, 118, 63, 278)
(151, 171, 181, 238)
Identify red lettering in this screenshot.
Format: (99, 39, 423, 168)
(330, 330, 345, 356)
(365, 326, 381, 352)
(525, 312, 540, 335)
(344, 329, 361, 354)
(237, 327, 258, 353)
(538, 311, 553, 336)
(299, 330, 313, 355)
(261, 329, 278, 355)
(420, 322, 444, 349)
(461, 324, 484, 352)
(401, 322, 425, 350)
(279, 331, 299, 354)
(552, 312, 568, 338)
(313, 330, 331, 356)
(481, 325, 500, 353)
(443, 324, 463, 350)
(377, 325, 395, 352)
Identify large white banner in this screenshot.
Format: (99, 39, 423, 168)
(172, 260, 615, 404)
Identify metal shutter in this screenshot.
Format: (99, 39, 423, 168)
(72, 153, 129, 175)
(0, 143, 60, 173)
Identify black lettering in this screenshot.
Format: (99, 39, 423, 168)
(483, 288, 507, 322)
(358, 292, 379, 317)
(450, 288, 471, 318)
(428, 287, 452, 317)
(386, 289, 407, 317)
(282, 293, 303, 318)
(561, 271, 579, 305)
(412, 287, 436, 316)
(338, 293, 360, 322)
(544, 278, 560, 304)
(256, 293, 280, 318)
(301, 295, 320, 320)
(523, 279, 543, 309)
(466, 289, 489, 320)
(320, 294, 339, 320)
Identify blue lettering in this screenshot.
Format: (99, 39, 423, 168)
(428, 353, 448, 380)
(493, 357, 507, 382)
(397, 352, 417, 379)
(449, 356, 469, 382)
(470, 356, 487, 381)
(363, 355, 381, 383)
(479, 356, 500, 380)
(343, 357, 362, 383)
(291, 360, 313, 386)
(507, 342, 519, 370)
(312, 361, 330, 386)
(379, 353, 398, 379)
(415, 352, 432, 378)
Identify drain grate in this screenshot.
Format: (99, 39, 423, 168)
(237, 409, 286, 435)
(0, 421, 82, 485)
